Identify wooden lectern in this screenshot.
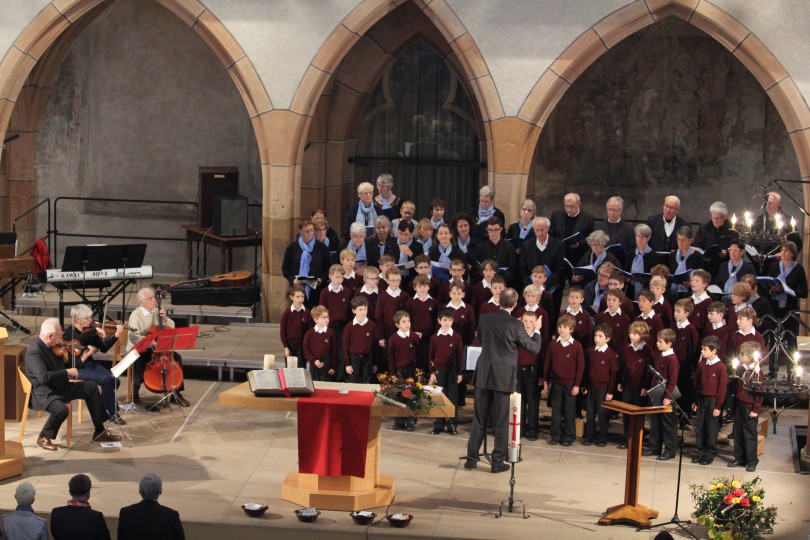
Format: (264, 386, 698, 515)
(0, 328, 25, 479)
(219, 381, 454, 511)
(597, 401, 671, 527)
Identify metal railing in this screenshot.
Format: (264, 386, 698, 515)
(12, 198, 51, 255)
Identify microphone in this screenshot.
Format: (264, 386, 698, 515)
(646, 363, 665, 383)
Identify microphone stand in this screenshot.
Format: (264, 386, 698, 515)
(638, 367, 699, 540)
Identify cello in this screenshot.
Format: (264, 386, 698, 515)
(142, 288, 184, 395)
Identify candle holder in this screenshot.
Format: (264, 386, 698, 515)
(497, 459, 528, 519)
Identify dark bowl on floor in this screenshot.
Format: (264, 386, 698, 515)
(241, 503, 268, 518)
(350, 511, 377, 525)
(294, 509, 321, 523)
(386, 513, 413, 528)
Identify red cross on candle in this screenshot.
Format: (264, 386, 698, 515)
(509, 410, 520, 441)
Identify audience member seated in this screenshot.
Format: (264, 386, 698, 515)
(1, 482, 47, 540)
(118, 474, 185, 540)
(50, 474, 110, 540)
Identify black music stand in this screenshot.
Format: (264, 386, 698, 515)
(57, 244, 146, 325)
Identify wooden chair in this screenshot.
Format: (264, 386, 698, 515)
(18, 366, 72, 448)
(112, 329, 132, 403)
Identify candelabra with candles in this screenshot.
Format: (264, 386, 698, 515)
(730, 211, 796, 272)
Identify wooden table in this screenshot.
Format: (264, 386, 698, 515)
(219, 381, 454, 510)
(0, 329, 25, 480)
(182, 224, 261, 278)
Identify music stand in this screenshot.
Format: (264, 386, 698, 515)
(134, 326, 199, 411)
(109, 348, 140, 445)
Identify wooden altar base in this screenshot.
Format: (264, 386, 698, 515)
(0, 441, 24, 479)
(599, 501, 658, 527)
(282, 472, 395, 511)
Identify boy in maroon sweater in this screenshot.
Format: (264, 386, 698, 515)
(636, 289, 664, 343)
(703, 301, 730, 362)
(643, 328, 680, 460)
(407, 275, 438, 371)
(517, 311, 543, 441)
(543, 315, 585, 446)
(280, 285, 310, 369)
(355, 266, 380, 321)
(470, 259, 497, 314)
(563, 286, 593, 350)
(729, 307, 766, 359)
(530, 265, 556, 329)
(438, 259, 471, 305)
(688, 269, 713, 338)
(343, 296, 378, 383)
(319, 264, 352, 376)
(691, 335, 728, 465)
(583, 324, 618, 447)
(340, 249, 363, 295)
(428, 308, 464, 435)
(302, 306, 338, 382)
(597, 289, 630, 353)
(729, 342, 764, 472)
(598, 272, 635, 316)
(618, 321, 653, 449)
(376, 267, 410, 373)
(650, 275, 673, 329)
(387, 311, 421, 430)
(672, 298, 699, 412)
(478, 275, 506, 317)
(445, 281, 475, 344)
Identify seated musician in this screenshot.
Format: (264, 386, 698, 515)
(25, 318, 122, 451)
(63, 304, 126, 424)
(126, 287, 189, 407)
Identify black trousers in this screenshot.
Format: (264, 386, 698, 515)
(348, 354, 373, 384)
(287, 342, 305, 369)
(309, 354, 333, 382)
(649, 408, 677, 455)
(549, 382, 575, 443)
(695, 396, 720, 459)
(41, 381, 108, 439)
(622, 386, 647, 442)
(466, 386, 509, 464)
(517, 365, 539, 438)
(733, 405, 759, 465)
(433, 365, 459, 430)
(585, 387, 609, 443)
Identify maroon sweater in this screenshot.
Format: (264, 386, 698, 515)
(653, 299, 673, 328)
(406, 296, 438, 335)
(447, 302, 476, 343)
(734, 366, 763, 413)
(387, 332, 421, 373)
(429, 331, 463, 371)
(636, 312, 664, 345)
(355, 288, 378, 322)
(279, 306, 310, 347)
(673, 322, 699, 366)
(302, 327, 338, 368)
(438, 280, 472, 305)
(376, 290, 410, 338)
(563, 308, 593, 350)
(479, 301, 501, 316)
(694, 359, 728, 407)
(655, 351, 680, 395)
(470, 282, 493, 313)
(621, 342, 652, 388)
(343, 319, 378, 357)
(598, 295, 635, 318)
(586, 346, 618, 391)
(514, 305, 550, 360)
(544, 339, 585, 387)
(729, 330, 766, 357)
(319, 286, 352, 326)
(689, 295, 713, 338)
(596, 310, 630, 353)
(342, 272, 363, 296)
(703, 323, 730, 362)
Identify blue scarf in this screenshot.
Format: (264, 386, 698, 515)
(592, 282, 605, 312)
(431, 217, 444, 229)
(589, 250, 607, 269)
(378, 193, 394, 210)
(478, 204, 495, 223)
(675, 248, 693, 275)
(457, 235, 470, 254)
(519, 221, 531, 239)
(632, 246, 650, 275)
(397, 239, 411, 276)
(776, 260, 796, 308)
(438, 243, 453, 264)
(350, 241, 367, 265)
(356, 202, 377, 226)
(723, 260, 743, 294)
(420, 237, 433, 251)
(298, 236, 315, 297)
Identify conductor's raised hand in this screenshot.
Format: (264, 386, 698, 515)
(534, 314, 543, 332)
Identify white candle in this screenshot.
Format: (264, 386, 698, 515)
(731, 213, 737, 230)
(732, 357, 739, 370)
(791, 216, 797, 232)
(507, 392, 521, 463)
(286, 356, 298, 369)
(263, 354, 275, 370)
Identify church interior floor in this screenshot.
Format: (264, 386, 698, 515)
(0, 317, 808, 538)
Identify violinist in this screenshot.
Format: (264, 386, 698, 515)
(126, 287, 189, 407)
(25, 318, 122, 451)
(63, 304, 126, 424)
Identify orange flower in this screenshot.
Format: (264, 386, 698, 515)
(401, 389, 413, 399)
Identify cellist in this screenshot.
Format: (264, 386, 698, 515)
(63, 304, 126, 424)
(126, 287, 190, 407)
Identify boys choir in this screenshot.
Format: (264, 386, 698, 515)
(282, 184, 798, 471)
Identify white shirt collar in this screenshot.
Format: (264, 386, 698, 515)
(386, 287, 402, 298)
(595, 344, 609, 353)
(605, 307, 622, 316)
(712, 320, 725, 330)
(414, 294, 433, 301)
(438, 328, 454, 336)
(482, 279, 491, 289)
(566, 306, 582, 316)
(396, 330, 410, 338)
(328, 283, 343, 293)
(138, 306, 153, 317)
(360, 284, 378, 295)
(314, 325, 328, 334)
(661, 348, 675, 356)
(556, 336, 574, 346)
(691, 292, 710, 303)
(345, 271, 355, 280)
(738, 327, 755, 336)
(524, 304, 539, 312)
(676, 319, 690, 329)
(705, 357, 721, 366)
(630, 341, 646, 351)
(353, 317, 368, 326)
(291, 304, 306, 312)
(639, 310, 654, 320)
(536, 238, 548, 251)
(447, 301, 466, 309)
(487, 297, 499, 305)
(654, 296, 665, 305)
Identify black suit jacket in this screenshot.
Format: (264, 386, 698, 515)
(549, 209, 595, 262)
(646, 213, 687, 253)
(713, 260, 756, 291)
(469, 207, 506, 239)
(475, 309, 542, 393)
(281, 239, 331, 286)
(595, 219, 636, 251)
(506, 222, 536, 248)
(25, 337, 71, 411)
(118, 499, 185, 540)
(50, 505, 110, 540)
(472, 239, 516, 282)
(518, 237, 566, 289)
(365, 237, 397, 268)
(667, 250, 704, 276)
(767, 261, 808, 313)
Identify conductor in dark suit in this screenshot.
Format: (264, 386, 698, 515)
(50, 474, 110, 540)
(549, 192, 595, 264)
(118, 474, 185, 540)
(25, 319, 121, 451)
(465, 288, 543, 473)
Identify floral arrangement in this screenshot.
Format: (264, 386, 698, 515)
(376, 369, 435, 417)
(690, 476, 777, 539)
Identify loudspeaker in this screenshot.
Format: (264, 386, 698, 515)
(213, 195, 248, 237)
(199, 167, 238, 228)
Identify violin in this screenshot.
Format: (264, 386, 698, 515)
(51, 339, 87, 359)
(82, 320, 135, 336)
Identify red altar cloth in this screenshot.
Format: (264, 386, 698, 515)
(296, 389, 375, 477)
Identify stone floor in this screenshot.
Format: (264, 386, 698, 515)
(0, 316, 808, 539)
